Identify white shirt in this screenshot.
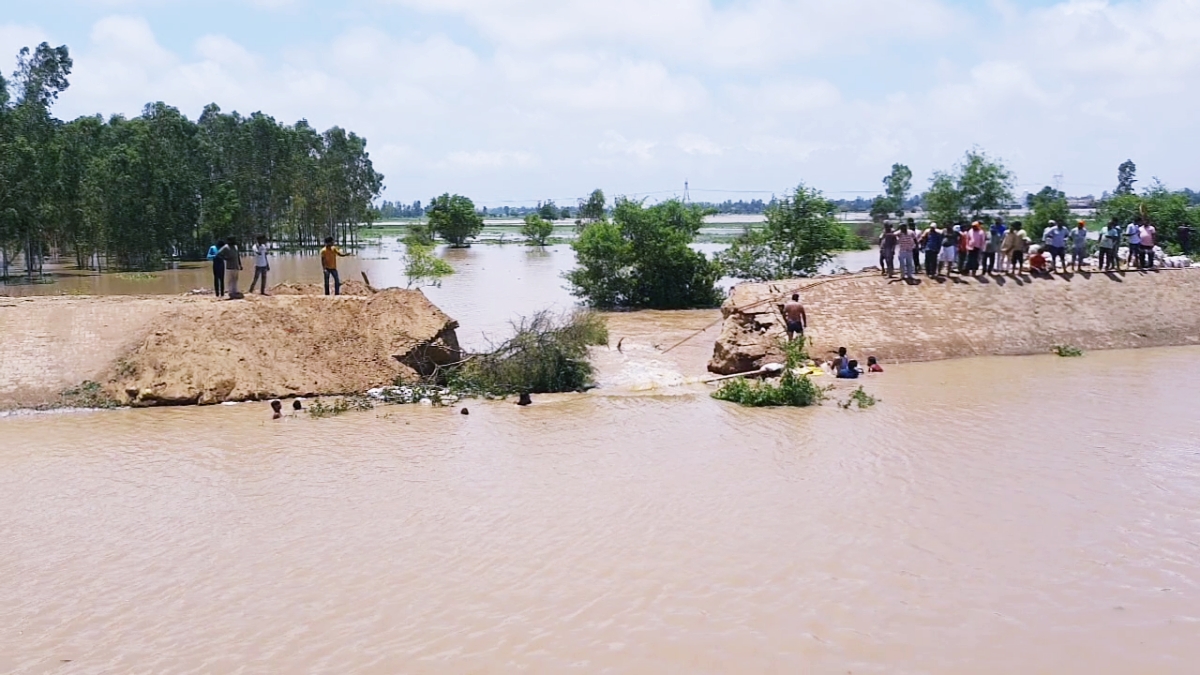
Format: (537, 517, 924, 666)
(254, 243, 269, 267)
(1126, 223, 1141, 245)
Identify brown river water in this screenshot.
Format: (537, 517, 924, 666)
(2, 243, 1199, 673)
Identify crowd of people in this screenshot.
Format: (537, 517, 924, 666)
(876, 216, 1170, 280)
(204, 236, 352, 299)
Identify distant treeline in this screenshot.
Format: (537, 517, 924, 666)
(1, 43, 382, 277)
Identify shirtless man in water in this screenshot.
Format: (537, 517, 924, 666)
(781, 294, 808, 342)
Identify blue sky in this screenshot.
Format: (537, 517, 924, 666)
(3, 0, 1197, 205)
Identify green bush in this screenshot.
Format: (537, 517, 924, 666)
(712, 339, 825, 408)
(521, 214, 554, 246)
(307, 396, 374, 418)
(1052, 344, 1083, 357)
(566, 198, 723, 309)
(712, 370, 824, 407)
(447, 310, 609, 395)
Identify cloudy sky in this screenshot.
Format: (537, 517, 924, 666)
(3, 0, 1197, 206)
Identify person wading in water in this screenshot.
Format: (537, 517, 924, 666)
(781, 294, 807, 343)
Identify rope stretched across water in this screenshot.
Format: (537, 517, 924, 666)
(658, 271, 879, 355)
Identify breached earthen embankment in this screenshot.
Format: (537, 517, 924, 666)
(709, 268, 1200, 374)
(0, 287, 461, 409)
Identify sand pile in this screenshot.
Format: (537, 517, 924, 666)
(268, 281, 374, 296)
(105, 288, 461, 406)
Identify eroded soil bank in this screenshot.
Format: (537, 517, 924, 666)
(0, 286, 460, 408)
(710, 268, 1200, 374)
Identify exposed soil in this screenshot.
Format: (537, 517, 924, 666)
(0, 285, 460, 409)
(710, 267, 1200, 374)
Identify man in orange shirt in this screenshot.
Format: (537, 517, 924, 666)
(320, 237, 351, 295)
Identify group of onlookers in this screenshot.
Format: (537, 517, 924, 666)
(877, 216, 1164, 280)
(206, 235, 271, 299)
(204, 236, 351, 299)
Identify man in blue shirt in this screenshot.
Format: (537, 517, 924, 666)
(1042, 220, 1069, 272)
(208, 239, 225, 297)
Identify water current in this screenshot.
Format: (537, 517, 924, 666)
(1, 240, 1198, 673)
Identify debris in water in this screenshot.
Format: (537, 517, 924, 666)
(517, 392, 532, 406)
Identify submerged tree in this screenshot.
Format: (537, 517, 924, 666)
(579, 189, 606, 222)
(521, 214, 554, 246)
(402, 242, 454, 288)
(427, 193, 483, 247)
(0, 43, 384, 276)
(567, 198, 722, 309)
(719, 183, 854, 281)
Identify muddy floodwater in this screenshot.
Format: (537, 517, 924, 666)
(3, 243, 1199, 673)
(4, 342, 1200, 672)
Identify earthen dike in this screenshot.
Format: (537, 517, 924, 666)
(709, 267, 1200, 374)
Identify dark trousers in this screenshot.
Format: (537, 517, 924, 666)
(982, 251, 996, 274)
(924, 251, 938, 276)
(966, 249, 981, 273)
(880, 249, 895, 275)
(323, 267, 341, 295)
(249, 266, 269, 294)
(1140, 245, 1155, 269)
(212, 260, 225, 297)
(912, 248, 920, 271)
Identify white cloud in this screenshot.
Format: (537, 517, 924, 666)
(0, 23, 50, 67)
(438, 150, 537, 170)
(598, 132, 659, 161)
(31, 0, 1200, 203)
(676, 133, 723, 156)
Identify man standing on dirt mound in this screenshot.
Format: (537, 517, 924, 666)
(321, 237, 351, 295)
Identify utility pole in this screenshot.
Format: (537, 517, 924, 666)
(1053, 174, 1064, 194)
(683, 180, 690, 204)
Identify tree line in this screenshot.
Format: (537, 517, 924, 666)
(0, 43, 383, 278)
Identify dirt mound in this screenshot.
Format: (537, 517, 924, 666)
(710, 268, 1200, 374)
(268, 280, 374, 296)
(103, 289, 460, 406)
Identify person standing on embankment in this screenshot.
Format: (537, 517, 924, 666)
(208, 239, 225, 297)
(320, 237, 351, 296)
(896, 222, 917, 281)
(217, 238, 243, 299)
(248, 235, 271, 295)
(878, 223, 897, 277)
(781, 294, 807, 342)
(921, 222, 943, 277)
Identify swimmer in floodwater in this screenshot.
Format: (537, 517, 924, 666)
(292, 399, 303, 411)
(867, 356, 883, 373)
(837, 359, 861, 379)
(517, 392, 532, 406)
(781, 293, 807, 342)
(270, 399, 283, 419)
(835, 347, 849, 372)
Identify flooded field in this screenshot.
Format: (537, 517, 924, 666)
(0, 238, 878, 349)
